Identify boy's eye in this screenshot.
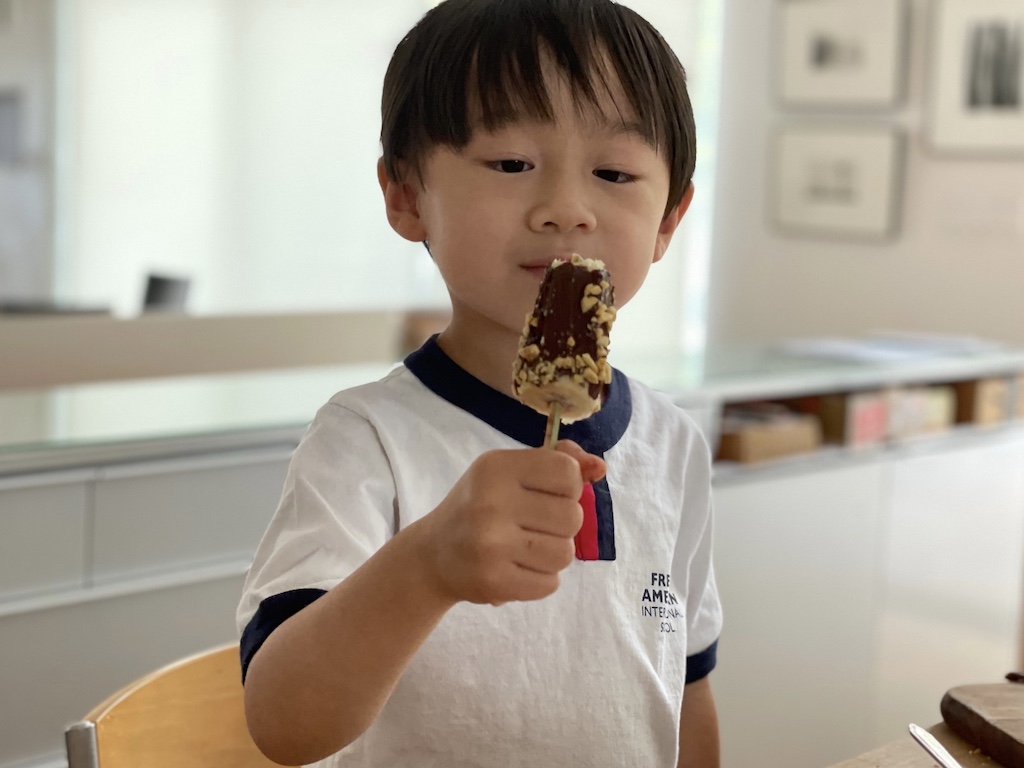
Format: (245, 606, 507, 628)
(594, 169, 635, 183)
(492, 160, 532, 173)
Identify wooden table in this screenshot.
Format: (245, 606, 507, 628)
(828, 723, 1003, 767)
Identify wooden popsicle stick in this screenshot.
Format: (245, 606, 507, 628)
(544, 402, 563, 449)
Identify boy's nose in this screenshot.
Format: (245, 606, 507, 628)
(527, 175, 597, 233)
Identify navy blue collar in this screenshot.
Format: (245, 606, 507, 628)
(404, 335, 631, 455)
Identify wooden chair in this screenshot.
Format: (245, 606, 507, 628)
(65, 643, 287, 768)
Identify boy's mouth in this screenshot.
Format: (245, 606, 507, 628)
(522, 265, 549, 281)
(520, 255, 577, 281)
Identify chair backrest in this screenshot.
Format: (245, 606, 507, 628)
(65, 643, 287, 768)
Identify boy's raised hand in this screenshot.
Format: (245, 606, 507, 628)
(415, 441, 606, 607)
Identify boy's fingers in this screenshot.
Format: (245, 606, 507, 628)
(517, 495, 584, 538)
(512, 531, 576, 574)
(511, 443, 606, 498)
(518, 449, 583, 498)
(554, 440, 607, 484)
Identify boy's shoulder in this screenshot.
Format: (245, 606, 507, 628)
(324, 363, 418, 411)
(305, 364, 434, 436)
(293, 363, 451, 466)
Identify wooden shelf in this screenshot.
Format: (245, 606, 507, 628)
(0, 311, 403, 389)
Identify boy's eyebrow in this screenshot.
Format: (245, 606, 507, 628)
(598, 118, 656, 147)
(609, 120, 648, 138)
(578, 110, 648, 139)
(472, 114, 654, 145)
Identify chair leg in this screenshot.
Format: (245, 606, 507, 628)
(65, 722, 100, 768)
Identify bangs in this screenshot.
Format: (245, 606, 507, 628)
(469, 11, 620, 135)
(382, 0, 695, 213)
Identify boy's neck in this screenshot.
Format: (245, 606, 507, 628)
(434, 317, 520, 399)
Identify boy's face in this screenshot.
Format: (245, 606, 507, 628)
(382, 60, 691, 350)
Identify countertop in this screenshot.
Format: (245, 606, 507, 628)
(3, 339, 1024, 476)
(0, 364, 391, 475)
(829, 722, 1002, 767)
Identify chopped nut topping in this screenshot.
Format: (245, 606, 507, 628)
(518, 344, 540, 361)
(570, 253, 607, 271)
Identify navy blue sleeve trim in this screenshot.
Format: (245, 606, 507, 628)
(240, 588, 327, 683)
(685, 638, 718, 684)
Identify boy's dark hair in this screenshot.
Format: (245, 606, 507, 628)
(381, 0, 696, 218)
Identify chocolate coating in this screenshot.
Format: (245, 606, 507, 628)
(513, 254, 616, 422)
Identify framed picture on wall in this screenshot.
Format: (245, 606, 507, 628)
(773, 126, 905, 240)
(776, 0, 909, 108)
(929, 0, 1024, 154)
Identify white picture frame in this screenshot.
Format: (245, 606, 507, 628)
(773, 126, 905, 240)
(776, 0, 908, 109)
(928, 0, 1024, 154)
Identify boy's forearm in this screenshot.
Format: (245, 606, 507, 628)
(243, 517, 456, 765)
(677, 677, 720, 768)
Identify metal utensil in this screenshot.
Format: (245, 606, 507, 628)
(908, 723, 966, 768)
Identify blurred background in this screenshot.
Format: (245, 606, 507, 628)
(2, 0, 1023, 352)
(2, 1, 1024, 767)
(0, 0, 716, 358)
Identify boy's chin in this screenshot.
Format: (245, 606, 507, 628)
(447, 305, 529, 340)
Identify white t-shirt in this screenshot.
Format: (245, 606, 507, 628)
(237, 337, 722, 768)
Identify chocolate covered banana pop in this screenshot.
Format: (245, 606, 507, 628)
(514, 253, 616, 439)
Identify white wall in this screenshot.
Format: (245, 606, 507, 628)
(609, 0, 718, 358)
(0, 0, 54, 301)
(708, 0, 1024, 347)
(62, 0, 236, 315)
(54, 0, 715, 357)
(213, 0, 444, 316)
(57, 0, 440, 316)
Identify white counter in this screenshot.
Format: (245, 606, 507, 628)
(0, 363, 394, 476)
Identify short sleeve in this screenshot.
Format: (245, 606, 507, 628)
(672, 423, 723, 684)
(235, 401, 397, 676)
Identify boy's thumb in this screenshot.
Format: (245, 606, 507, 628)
(554, 440, 607, 484)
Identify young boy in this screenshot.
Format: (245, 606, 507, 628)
(237, 1, 722, 766)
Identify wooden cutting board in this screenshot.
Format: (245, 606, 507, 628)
(827, 722, 1000, 767)
(941, 682, 1024, 768)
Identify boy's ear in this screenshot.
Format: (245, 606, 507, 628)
(653, 182, 695, 264)
(377, 157, 428, 243)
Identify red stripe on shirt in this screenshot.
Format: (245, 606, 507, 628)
(575, 482, 599, 561)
